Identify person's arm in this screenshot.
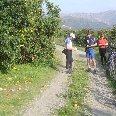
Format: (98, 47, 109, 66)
(66, 45, 77, 51)
(65, 38, 77, 50)
(98, 39, 108, 46)
(72, 47, 77, 51)
(98, 40, 108, 46)
(104, 43, 108, 46)
(98, 41, 101, 46)
(91, 43, 97, 47)
(86, 37, 97, 48)
(98, 44, 103, 46)
(66, 45, 72, 50)
(98, 42, 104, 46)
(92, 37, 97, 47)
(86, 43, 97, 48)
(104, 39, 108, 46)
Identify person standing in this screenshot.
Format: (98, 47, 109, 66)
(84, 31, 97, 73)
(65, 33, 77, 73)
(98, 34, 108, 65)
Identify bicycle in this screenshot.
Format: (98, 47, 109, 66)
(106, 46, 116, 80)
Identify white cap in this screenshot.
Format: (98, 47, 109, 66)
(70, 33, 75, 38)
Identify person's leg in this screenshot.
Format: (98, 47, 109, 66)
(68, 50, 73, 73)
(91, 58, 96, 69)
(86, 51, 91, 70)
(99, 48, 104, 65)
(66, 59, 69, 69)
(90, 48, 96, 70)
(66, 50, 69, 69)
(66, 50, 73, 73)
(100, 55, 104, 65)
(69, 60, 72, 69)
(103, 48, 107, 64)
(87, 58, 91, 68)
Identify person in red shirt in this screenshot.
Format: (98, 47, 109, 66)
(98, 34, 108, 65)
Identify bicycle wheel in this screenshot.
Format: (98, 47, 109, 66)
(109, 55, 116, 79)
(112, 56, 116, 80)
(106, 65, 110, 76)
(106, 60, 110, 77)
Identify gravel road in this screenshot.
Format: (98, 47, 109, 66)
(22, 45, 116, 116)
(22, 45, 70, 116)
(87, 63, 116, 116)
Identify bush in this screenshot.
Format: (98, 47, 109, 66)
(0, 0, 61, 72)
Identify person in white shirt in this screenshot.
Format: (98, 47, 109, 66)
(65, 33, 77, 73)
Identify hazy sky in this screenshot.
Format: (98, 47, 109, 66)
(49, 0, 116, 13)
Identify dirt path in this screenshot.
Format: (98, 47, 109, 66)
(76, 49, 116, 116)
(86, 63, 116, 116)
(22, 45, 70, 116)
(22, 45, 116, 116)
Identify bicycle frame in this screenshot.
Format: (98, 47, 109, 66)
(106, 46, 116, 80)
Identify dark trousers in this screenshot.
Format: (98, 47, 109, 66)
(66, 50, 73, 69)
(99, 48, 106, 65)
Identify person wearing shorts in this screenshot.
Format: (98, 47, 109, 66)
(84, 31, 97, 72)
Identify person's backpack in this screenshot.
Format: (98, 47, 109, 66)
(62, 48, 67, 55)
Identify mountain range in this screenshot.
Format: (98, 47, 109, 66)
(60, 10, 116, 29)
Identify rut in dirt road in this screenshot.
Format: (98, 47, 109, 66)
(86, 63, 116, 116)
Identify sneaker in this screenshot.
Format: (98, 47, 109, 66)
(93, 69, 97, 74)
(65, 69, 69, 74)
(68, 68, 72, 74)
(66, 68, 73, 74)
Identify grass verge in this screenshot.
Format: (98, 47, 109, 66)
(0, 63, 58, 116)
(57, 54, 90, 115)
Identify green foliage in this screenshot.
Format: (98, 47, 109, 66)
(0, 64, 56, 116)
(109, 25, 116, 47)
(111, 25, 116, 40)
(0, 0, 27, 72)
(0, 0, 61, 72)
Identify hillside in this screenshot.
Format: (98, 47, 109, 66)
(61, 10, 116, 29)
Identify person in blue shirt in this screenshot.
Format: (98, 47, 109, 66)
(84, 31, 97, 73)
(65, 33, 77, 73)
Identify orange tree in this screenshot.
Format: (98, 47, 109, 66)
(110, 25, 116, 47)
(0, 0, 61, 72)
(0, 0, 29, 72)
(31, 0, 61, 66)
